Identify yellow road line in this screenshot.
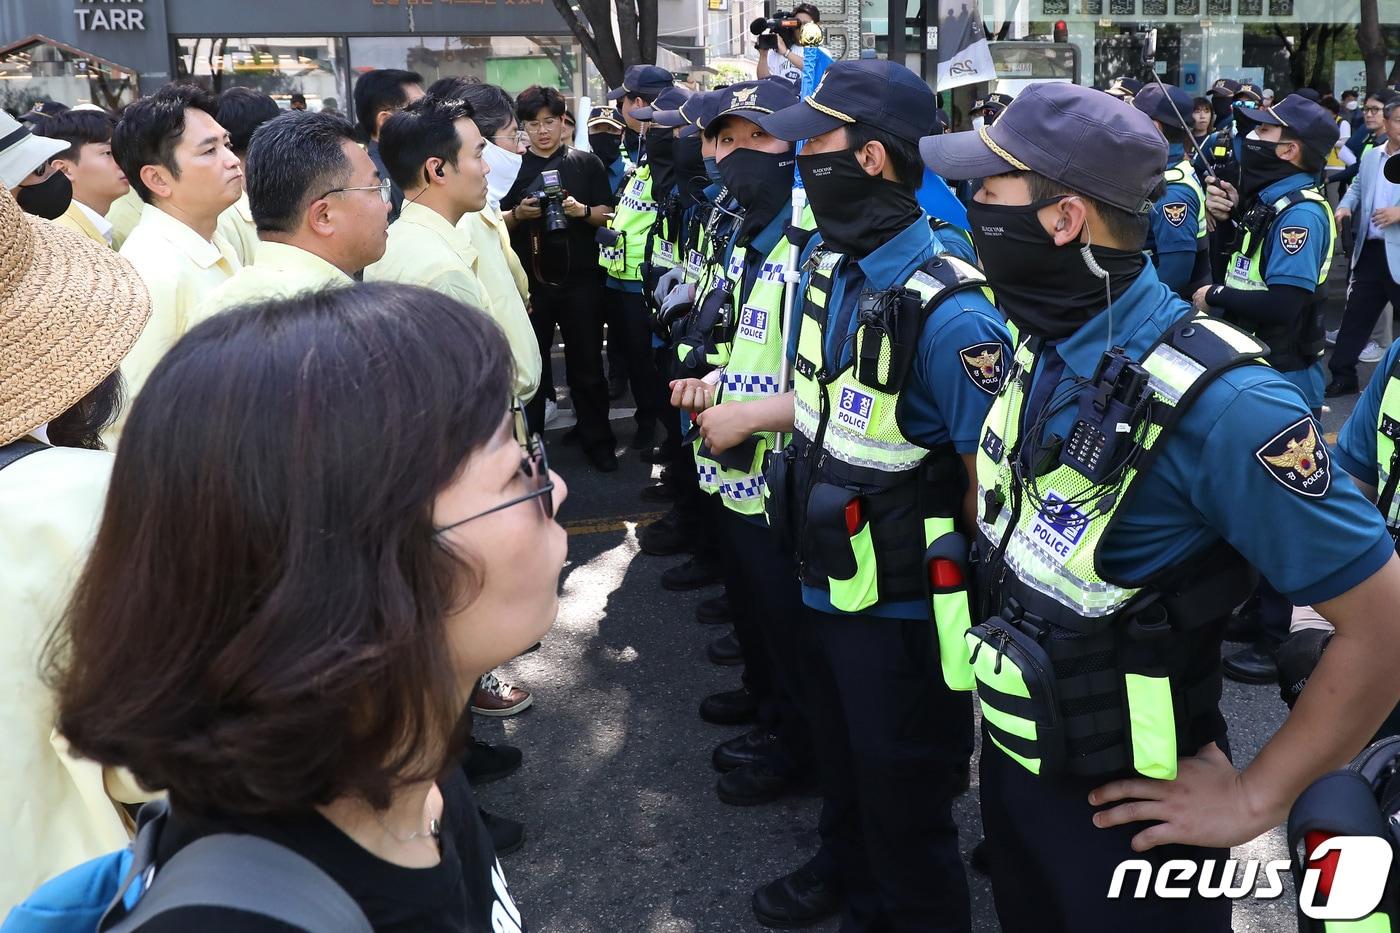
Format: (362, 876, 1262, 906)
(562, 511, 666, 537)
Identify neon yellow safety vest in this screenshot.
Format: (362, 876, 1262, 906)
(972, 314, 1268, 780)
(695, 206, 814, 515)
(1375, 354, 1400, 547)
(1223, 186, 1335, 370)
(769, 250, 989, 690)
(599, 164, 657, 282)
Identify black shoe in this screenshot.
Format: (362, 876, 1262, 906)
(695, 593, 731, 625)
(462, 739, 522, 786)
(631, 423, 656, 450)
(479, 808, 525, 855)
(608, 374, 628, 400)
(560, 427, 582, 446)
(638, 512, 694, 557)
(640, 444, 675, 465)
(639, 481, 677, 503)
(718, 762, 804, 806)
(752, 864, 842, 929)
(707, 631, 743, 667)
(1224, 601, 1261, 643)
(700, 686, 759, 725)
(662, 556, 722, 591)
(712, 728, 777, 773)
(1325, 378, 1359, 398)
(969, 840, 991, 876)
(586, 447, 619, 472)
(1223, 642, 1278, 684)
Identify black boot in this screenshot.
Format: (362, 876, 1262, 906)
(700, 686, 759, 725)
(479, 808, 525, 855)
(752, 863, 841, 929)
(712, 728, 777, 773)
(1223, 642, 1278, 684)
(717, 762, 805, 806)
(706, 631, 742, 666)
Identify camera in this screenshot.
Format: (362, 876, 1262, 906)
(533, 168, 569, 234)
(751, 13, 800, 50)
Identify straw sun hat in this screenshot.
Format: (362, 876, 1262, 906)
(0, 186, 151, 445)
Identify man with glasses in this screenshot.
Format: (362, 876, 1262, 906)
(200, 110, 390, 316)
(501, 84, 619, 471)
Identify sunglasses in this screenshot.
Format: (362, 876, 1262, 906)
(434, 401, 555, 534)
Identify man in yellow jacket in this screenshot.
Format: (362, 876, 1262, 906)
(33, 109, 130, 248)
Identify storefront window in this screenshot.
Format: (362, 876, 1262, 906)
(175, 38, 350, 114)
(346, 36, 579, 96)
(0, 36, 138, 114)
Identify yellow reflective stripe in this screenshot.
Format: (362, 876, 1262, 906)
(1125, 673, 1178, 780)
(987, 733, 1042, 774)
(933, 592, 975, 691)
(828, 522, 880, 612)
(1323, 913, 1392, 932)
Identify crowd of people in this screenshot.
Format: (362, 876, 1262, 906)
(4, 52, 1400, 933)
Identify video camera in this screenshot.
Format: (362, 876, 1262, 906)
(750, 13, 801, 50)
(530, 168, 569, 234)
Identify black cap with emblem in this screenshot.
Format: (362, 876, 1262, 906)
(702, 79, 799, 138)
(756, 59, 938, 144)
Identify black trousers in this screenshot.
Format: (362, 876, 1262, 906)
(525, 276, 615, 456)
(979, 733, 1232, 933)
(805, 608, 973, 933)
(714, 508, 814, 778)
(1331, 240, 1400, 383)
(605, 287, 670, 437)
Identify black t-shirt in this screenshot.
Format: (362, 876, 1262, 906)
(502, 145, 613, 287)
(130, 769, 523, 932)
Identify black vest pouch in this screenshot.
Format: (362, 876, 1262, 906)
(762, 443, 800, 555)
(854, 287, 923, 393)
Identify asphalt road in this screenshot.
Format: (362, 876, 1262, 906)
(475, 260, 1375, 933)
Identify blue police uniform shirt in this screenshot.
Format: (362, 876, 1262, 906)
(1242, 171, 1333, 411)
(1019, 262, 1391, 607)
(790, 214, 1010, 618)
(606, 154, 627, 196)
(1148, 144, 1203, 293)
(1335, 339, 1400, 487)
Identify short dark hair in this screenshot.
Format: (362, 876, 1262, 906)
(1366, 89, 1397, 106)
(846, 122, 923, 189)
(432, 79, 516, 141)
(515, 84, 566, 122)
(113, 82, 220, 203)
(1014, 170, 1161, 248)
(290, 93, 306, 105)
(47, 282, 514, 817)
(378, 94, 476, 192)
(1192, 96, 1211, 111)
(245, 110, 358, 233)
(217, 87, 281, 155)
(353, 68, 424, 136)
(47, 371, 124, 451)
(1342, 89, 1358, 100)
(794, 2, 821, 19)
(31, 109, 115, 162)
(1159, 121, 1189, 147)
(1279, 127, 1326, 174)
(624, 90, 658, 107)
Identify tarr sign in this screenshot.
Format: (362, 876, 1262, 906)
(74, 0, 147, 31)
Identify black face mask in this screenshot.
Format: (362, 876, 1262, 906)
(623, 127, 642, 161)
(798, 147, 923, 258)
(1211, 95, 1233, 121)
(673, 133, 708, 206)
(16, 170, 72, 220)
(718, 147, 795, 240)
(645, 128, 676, 195)
(967, 197, 1146, 341)
(589, 132, 621, 167)
(1238, 134, 1297, 203)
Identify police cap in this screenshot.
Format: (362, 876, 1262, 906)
(703, 79, 799, 138)
(1247, 93, 1342, 162)
(757, 59, 936, 144)
(919, 82, 1166, 215)
(607, 64, 675, 101)
(1132, 82, 1195, 131)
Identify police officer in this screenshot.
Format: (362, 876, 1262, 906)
(599, 64, 680, 454)
(956, 93, 1014, 208)
(922, 81, 1400, 933)
(699, 60, 1010, 932)
(1133, 83, 1210, 298)
(586, 104, 629, 196)
(1104, 76, 1143, 104)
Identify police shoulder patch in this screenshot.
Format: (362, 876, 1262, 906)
(1254, 417, 1331, 498)
(1162, 202, 1189, 227)
(959, 342, 1006, 395)
(1279, 225, 1309, 255)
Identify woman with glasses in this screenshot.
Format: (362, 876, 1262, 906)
(46, 282, 566, 931)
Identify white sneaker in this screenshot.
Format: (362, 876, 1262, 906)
(543, 398, 561, 427)
(1360, 340, 1386, 363)
(1325, 328, 1340, 346)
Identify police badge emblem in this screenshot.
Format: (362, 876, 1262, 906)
(960, 343, 1006, 395)
(1279, 226, 1309, 255)
(1162, 202, 1188, 227)
(1255, 418, 1331, 497)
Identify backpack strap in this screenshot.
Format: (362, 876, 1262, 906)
(100, 801, 371, 933)
(0, 439, 46, 471)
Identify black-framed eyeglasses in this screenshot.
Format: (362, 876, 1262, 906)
(434, 401, 554, 534)
(322, 177, 393, 204)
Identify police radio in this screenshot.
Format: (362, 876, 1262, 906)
(1060, 347, 1153, 482)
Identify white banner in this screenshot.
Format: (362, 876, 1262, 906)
(936, 0, 997, 92)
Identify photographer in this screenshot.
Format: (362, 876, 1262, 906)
(502, 85, 618, 472)
(755, 3, 820, 84)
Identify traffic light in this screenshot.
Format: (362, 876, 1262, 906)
(1054, 19, 1068, 42)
